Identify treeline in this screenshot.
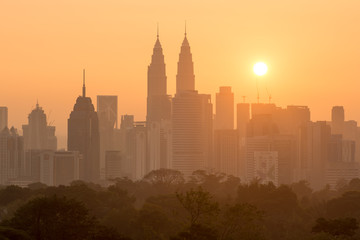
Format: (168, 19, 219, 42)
(1, 169, 360, 240)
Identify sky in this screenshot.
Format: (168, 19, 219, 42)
(1, 0, 360, 148)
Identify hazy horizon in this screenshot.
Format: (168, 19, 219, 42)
(1, 0, 360, 149)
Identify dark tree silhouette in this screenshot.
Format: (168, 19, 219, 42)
(312, 217, 359, 237)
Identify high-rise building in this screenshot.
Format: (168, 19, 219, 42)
(22, 102, 57, 151)
(146, 31, 172, 173)
(97, 95, 118, 177)
(0, 127, 24, 185)
(215, 86, 234, 130)
(237, 102, 250, 180)
(0, 107, 8, 131)
(237, 103, 250, 138)
(119, 116, 148, 180)
(296, 121, 331, 189)
(105, 151, 122, 180)
(68, 70, 100, 183)
(147, 31, 171, 122)
(171, 32, 213, 176)
(176, 31, 195, 93)
(214, 129, 238, 176)
(245, 135, 296, 185)
(331, 106, 345, 135)
(251, 103, 277, 118)
(172, 91, 213, 176)
(253, 151, 278, 186)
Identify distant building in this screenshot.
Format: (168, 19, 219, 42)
(331, 106, 345, 135)
(22, 102, 57, 151)
(119, 117, 148, 180)
(97, 95, 118, 177)
(28, 150, 81, 186)
(245, 135, 295, 185)
(214, 129, 238, 176)
(105, 151, 122, 180)
(237, 103, 250, 180)
(172, 91, 213, 177)
(0, 127, 24, 185)
(53, 151, 80, 186)
(171, 33, 213, 176)
(146, 32, 172, 174)
(254, 151, 278, 186)
(215, 86, 234, 130)
(146, 32, 171, 122)
(68, 70, 100, 183)
(325, 161, 359, 189)
(0, 107, 8, 131)
(237, 103, 250, 139)
(296, 121, 331, 190)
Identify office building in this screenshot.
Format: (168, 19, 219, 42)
(215, 86, 234, 130)
(22, 102, 57, 151)
(68, 70, 100, 183)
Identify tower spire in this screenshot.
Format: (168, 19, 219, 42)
(82, 69, 86, 97)
(157, 22, 159, 39)
(185, 20, 187, 37)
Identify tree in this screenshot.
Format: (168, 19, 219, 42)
(219, 203, 264, 240)
(143, 169, 185, 185)
(312, 217, 359, 237)
(176, 187, 220, 226)
(0, 226, 31, 240)
(6, 195, 96, 240)
(170, 224, 218, 240)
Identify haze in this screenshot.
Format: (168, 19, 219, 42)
(1, 0, 360, 149)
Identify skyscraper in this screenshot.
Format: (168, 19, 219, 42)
(22, 102, 57, 151)
(171, 32, 213, 176)
(214, 87, 237, 176)
(97, 95, 118, 176)
(0, 107, 8, 131)
(176, 31, 195, 93)
(68, 70, 100, 183)
(147, 30, 171, 122)
(296, 121, 331, 189)
(0, 127, 24, 185)
(147, 30, 171, 173)
(215, 86, 234, 130)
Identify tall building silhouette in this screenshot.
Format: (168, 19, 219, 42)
(0, 127, 24, 185)
(331, 106, 345, 135)
(147, 30, 171, 122)
(22, 102, 57, 151)
(67, 70, 100, 182)
(296, 121, 331, 189)
(0, 107, 8, 131)
(97, 95, 118, 176)
(171, 32, 213, 176)
(214, 87, 237, 176)
(147, 30, 171, 172)
(176, 30, 195, 93)
(215, 86, 234, 130)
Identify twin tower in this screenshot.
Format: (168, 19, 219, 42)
(147, 30, 195, 122)
(147, 30, 213, 176)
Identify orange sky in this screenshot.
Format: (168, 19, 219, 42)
(1, 0, 360, 148)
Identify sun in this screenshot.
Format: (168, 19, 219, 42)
(253, 62, 268, 76)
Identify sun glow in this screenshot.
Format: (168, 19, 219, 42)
(253, 62, 268, 76)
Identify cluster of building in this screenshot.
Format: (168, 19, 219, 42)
(0, 31, 359, 190)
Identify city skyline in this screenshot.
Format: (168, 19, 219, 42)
(1, 1, 360, 149)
